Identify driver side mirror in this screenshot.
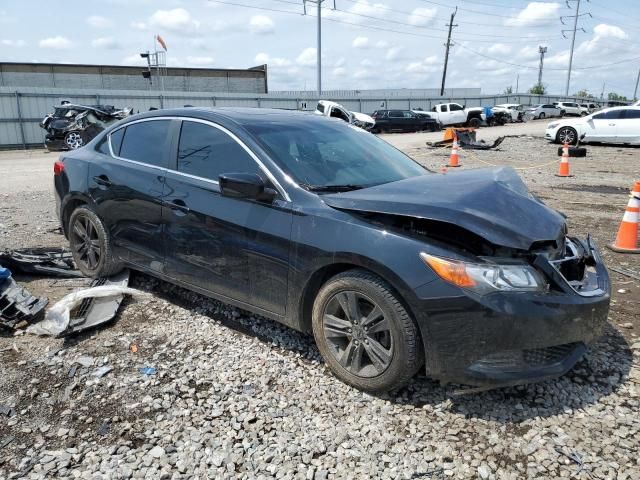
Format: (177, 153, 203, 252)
(219, 173, 277, 202)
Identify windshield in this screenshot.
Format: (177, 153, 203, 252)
(245, 119, 427, 191)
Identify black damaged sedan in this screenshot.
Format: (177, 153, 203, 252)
(53, 108, 610, 392)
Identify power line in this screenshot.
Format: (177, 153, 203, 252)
(563, 0, 591, 96)
(455, 43, 640, 71)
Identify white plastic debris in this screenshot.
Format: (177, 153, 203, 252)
(26, 285, 148, 336)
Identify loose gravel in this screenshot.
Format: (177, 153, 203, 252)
(0, 122, 639, 479)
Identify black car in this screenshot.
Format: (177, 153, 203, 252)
(371, 110, 439, 133)
(53, 108, 610, 392)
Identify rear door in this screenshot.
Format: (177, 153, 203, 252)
(88, 119, 171, 271)
(616, 109, 640, 144)
(585, 110, 619, 142)
(387, 110, 405, 130)
(162, 119, 292, 315)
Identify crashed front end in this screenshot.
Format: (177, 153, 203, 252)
(322, 167, 611, 388)
(413, 234, 610, 388)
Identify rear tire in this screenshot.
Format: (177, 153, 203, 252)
(468, 117, 481, 128)
(312, 270, 423, 393)
(68, 206, 123, 278)
(539, 112, 546, 119)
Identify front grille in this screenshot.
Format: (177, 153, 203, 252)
(473, 342, 581, 371)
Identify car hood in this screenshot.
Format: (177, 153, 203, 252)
(322, 167, 566, 251)
(350, 111, 375, 125)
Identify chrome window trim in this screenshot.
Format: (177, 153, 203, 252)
(107, 116, 291, 202)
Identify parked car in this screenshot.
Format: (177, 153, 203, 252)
(430, 103, 486, 128)
(314, 100, 375, 131)
(553, 102, 582, 117)
(580, 103, 600, 115)
(371, 110, 439, 133)
(54, 107, 611, 392)
(493, 104, 524, 122)
(525, 104, 561, 119)
(545, 106, 640, 145)
(40, 102, 132, 151)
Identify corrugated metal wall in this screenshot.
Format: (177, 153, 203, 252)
(0, 86, 594, 149)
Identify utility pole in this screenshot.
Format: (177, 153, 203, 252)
(562, 0, 591, 96)
(633, 67, 640, 101)
(537, 46, 547, 87)
(516, 74, 519, 93)
(303, 0, 324, 94)
(600, 82, 605, 100)
(440, 7, 457, 97)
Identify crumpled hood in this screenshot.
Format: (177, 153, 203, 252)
(322, 167, 566, 251)
(350, 111, 375, 126)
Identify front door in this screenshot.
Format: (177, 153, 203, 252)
(88, 119, 172, 271)
(586, 110, 618, 142)
(163, 119, 292, 315)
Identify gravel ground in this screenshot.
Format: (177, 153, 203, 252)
(0, 121, 639, 479)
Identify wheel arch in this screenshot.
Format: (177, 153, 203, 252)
(61, 194, 93, 238)
(295, 256, 418, 335)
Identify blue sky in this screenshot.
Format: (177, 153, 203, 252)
(1, 0, 639, 97)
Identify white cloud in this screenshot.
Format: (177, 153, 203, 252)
(386, 46, 405, 61)
(130, 21, 147, 30)
(353, 68, 374, 80)
(1, 39, 26, 47)
(91, 37, 121, 49)
(592, 23, 627, 39)
(254, 52, 291, 67)
(405, 55, 439, 74)
(360, 59, 374, 67)
(186, 56, 215, 66)
(296, 47, 317, 66)
(486, 43, 512, 55)
(408, 7, 437, 27)
(352, 36, 370, 49)
(86, 15, 113, 29)
(39, 36, 73, 49)
(375, 40, 389, 49)
(333, 67, 347, 77)
(518, 45, 543, 61)
(149, 8, 200, 34)
(121, 54, 148, 66)
(505, 2, 561, 27)
(325, 1, 388, 24)
(249, 15, 275, 34)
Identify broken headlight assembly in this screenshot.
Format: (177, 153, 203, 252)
(420, 253, 547, 294)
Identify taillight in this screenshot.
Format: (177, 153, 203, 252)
(53, 161, 65, 176)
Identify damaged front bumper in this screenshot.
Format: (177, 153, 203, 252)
(413, 236, 611, 388)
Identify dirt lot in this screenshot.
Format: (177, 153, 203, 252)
(0, 120, 639, 479)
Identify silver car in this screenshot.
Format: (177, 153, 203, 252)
(526, 104, 561, 120)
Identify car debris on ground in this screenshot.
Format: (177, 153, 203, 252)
(427, 128, 505, 150)
(40, 102, 132, 151)
(0, 267, 48, 330)
(0, 248, 82, 278)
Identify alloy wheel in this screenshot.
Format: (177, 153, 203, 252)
(558, 127, 576, 144)
(71, 214, 101, 270)
(322, 291, 394, 378)
(65, 132, 84, 149)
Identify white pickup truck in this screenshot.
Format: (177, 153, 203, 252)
(314, 100, 375, 130)
(430, 102, 486, 128)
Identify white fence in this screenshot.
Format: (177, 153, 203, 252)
(0, 86, 597, 149)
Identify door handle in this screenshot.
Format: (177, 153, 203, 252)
(168, 199, 190, 213)
(608, 123, 616, 126)
(92, 175, 112, 187)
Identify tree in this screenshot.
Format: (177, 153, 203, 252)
(608, 92, 628, 101)
(504, 86, 513, 95)
(574, 89, 594, 98)
(529, 84, 546, 95)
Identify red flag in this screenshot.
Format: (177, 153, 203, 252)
(156, 34, 167, 51)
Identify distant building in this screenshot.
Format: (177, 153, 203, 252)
(0, 62, 268, 93)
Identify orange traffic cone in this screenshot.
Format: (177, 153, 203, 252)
(556, 142, 572, 177)
(608, 181, 640, 253)
(447, 136, 461, 167)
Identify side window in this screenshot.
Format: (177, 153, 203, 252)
(403, 111, 414, 118)
(109, 127, 125, 156)
(389, 111, 403, 118)
(592, 112, 607, 120)
(606, 110, 624, 120)
(440, 105, 448, 112)
(450, 104, 463, 111)
(119, 120, 170, 167)
(622, 109, 640, 119)
(177, 121, 262, 181)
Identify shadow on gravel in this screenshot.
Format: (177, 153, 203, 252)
(129, 272, 633, 424)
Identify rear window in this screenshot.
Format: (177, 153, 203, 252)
(109, 127, 125, 156)
(389, 111, 404, 118)
(316, 102, 325, 114)
(119, 120, 171, 167)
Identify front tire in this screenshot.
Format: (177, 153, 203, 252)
(68, 206, 122, 278)
(556, 126, 578, 145)
(312, 270, 423, 393)
(539, 112, 546, 119)
(64, 131, 84, 150)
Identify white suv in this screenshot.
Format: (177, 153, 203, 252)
(553, 102, 582, 117)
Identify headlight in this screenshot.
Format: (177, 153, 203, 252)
(420, 253, 546, 294)
(547, 123, 560, 129)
